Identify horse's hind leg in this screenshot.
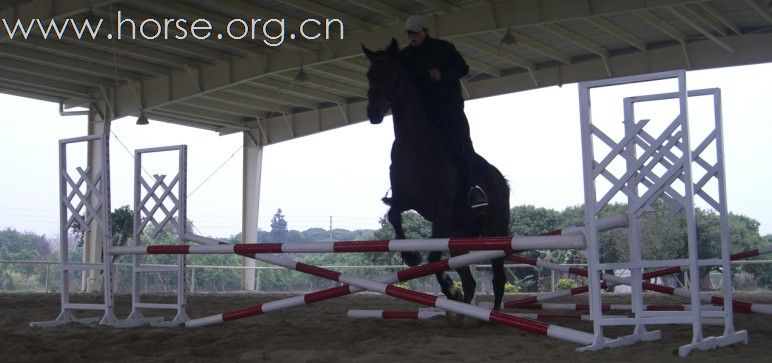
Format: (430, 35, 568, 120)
(490, 256, 506, 311)
(388, 208, 421, 267)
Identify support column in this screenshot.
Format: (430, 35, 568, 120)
(82, 107, 111, 292)
(242, 130, 263, 290)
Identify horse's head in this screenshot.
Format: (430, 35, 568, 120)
(362, 38, 401, 124)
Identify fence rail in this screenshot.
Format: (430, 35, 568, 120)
(1, 259, 770, 294)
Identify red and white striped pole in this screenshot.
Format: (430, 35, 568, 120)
(186, 249, 505, 327)
(107, 233, 586, 256)
(506, 255, 772, 315)
(504, 283, 606, 308)
(190, 251, 602, 345)
(347, 309, 446, 320)
(513, 302, 723, 312)
(347, 309, 606, 322)
(641, 245, 772, 280)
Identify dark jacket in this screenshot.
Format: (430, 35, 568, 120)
(399, 36, 469, 111)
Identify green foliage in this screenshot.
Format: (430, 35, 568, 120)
(3, 199, 772, 293)
(504, 281, 517, 293)
(509, 205, 563, 236)
(0, 228, 51, 257)
(371, 211, 432, 265)
(556, 278, 576, 290)
(111, 205, 133, 246)
(269, 209, 289, 242)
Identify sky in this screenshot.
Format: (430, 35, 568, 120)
(1, 62, 771, 240)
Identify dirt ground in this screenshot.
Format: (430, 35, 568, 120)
(1, 291, 770, 362)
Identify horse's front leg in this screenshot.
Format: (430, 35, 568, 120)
(490, 256, 506, 311)
(428, 250, 462, 301)
(451, 251, 477, 305)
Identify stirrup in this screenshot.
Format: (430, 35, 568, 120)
(468, 185, 488, 209)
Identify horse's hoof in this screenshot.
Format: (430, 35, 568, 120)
(448, 284, 464, 302)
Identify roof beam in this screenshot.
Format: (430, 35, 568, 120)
(540, 22, 610, 74)
(159, 103, 244, 124)
(255, 77, 345, 103)
(465, 57, 503, 78)
(586, 16, 647, 51)
(348, 1, 409, 21)
(225, 84, 318, 111)
(0, 69, 93, 97)
(415, 0, 455, 14)
(98, 6, 240, 62)
(635, 9, 686, 43)
(150, 109, 239, 130)
(0, 57, 114, 87)
(107, 0, 712, 119)
(454, 37, 534, 70)
(177, 98, 268, 119)
(668, 6, 734, 52)
(22, 38, 170, 76)
(308, 64, 367, 86)
(0, 0, 119, 42)
(696, 3, 741, 35)
(142, 0, 315, 55)
(744, 0, 772, 25)
(148, 113, 225, 132)
(501, 30, 572, 64)
(540, 23, 608, 57)
(255, 32, 772, 146)
(0, 42, 143, 81)
(681, 4, 728, 36)
(62, 35, 206, 69)
(274, 73, 367, 99)
(200, 92, 293, 115)
(282, 0, 379, 31)
(0, 83, 69, 102)
(107, 6, 253, 57)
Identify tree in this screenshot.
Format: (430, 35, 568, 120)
(111, 205, 133, 246)
(509, 205, 563, 237)
(269, 209, 289, 242)
(371, 211, 432, 265)
(0, 228, 51, 257)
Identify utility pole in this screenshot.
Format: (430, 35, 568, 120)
(329, 216, 333, 241)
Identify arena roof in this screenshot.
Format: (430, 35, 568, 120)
(1, 0, 771, 145)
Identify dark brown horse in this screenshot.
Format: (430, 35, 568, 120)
(363, 39, 510, 312)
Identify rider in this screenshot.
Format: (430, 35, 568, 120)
(398, 15, 488, 209)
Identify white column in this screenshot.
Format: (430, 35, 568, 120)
(242, 130, 263, 290)
(82, 108, 110, 292)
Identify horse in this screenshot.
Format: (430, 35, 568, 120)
(362, 38, 511, 313)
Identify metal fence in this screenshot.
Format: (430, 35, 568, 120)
(1, 259, 770, 294)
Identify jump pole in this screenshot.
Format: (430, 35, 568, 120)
(177, 214, 625, 328)
(347, 309, 603, 322)
(505, 244, 772, 309)
(513, 303, 723, 312)
(119, 234, 602, 345)
(634, 245, 772, 280)
(108, 233, 586, 256)
(226, 252, 602, 346)
(185, 248, 507, 328)
(505, 255, 772, 315)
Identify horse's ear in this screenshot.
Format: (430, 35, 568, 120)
(361, 44, 375, 60)
(387, 38, 399, 55)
